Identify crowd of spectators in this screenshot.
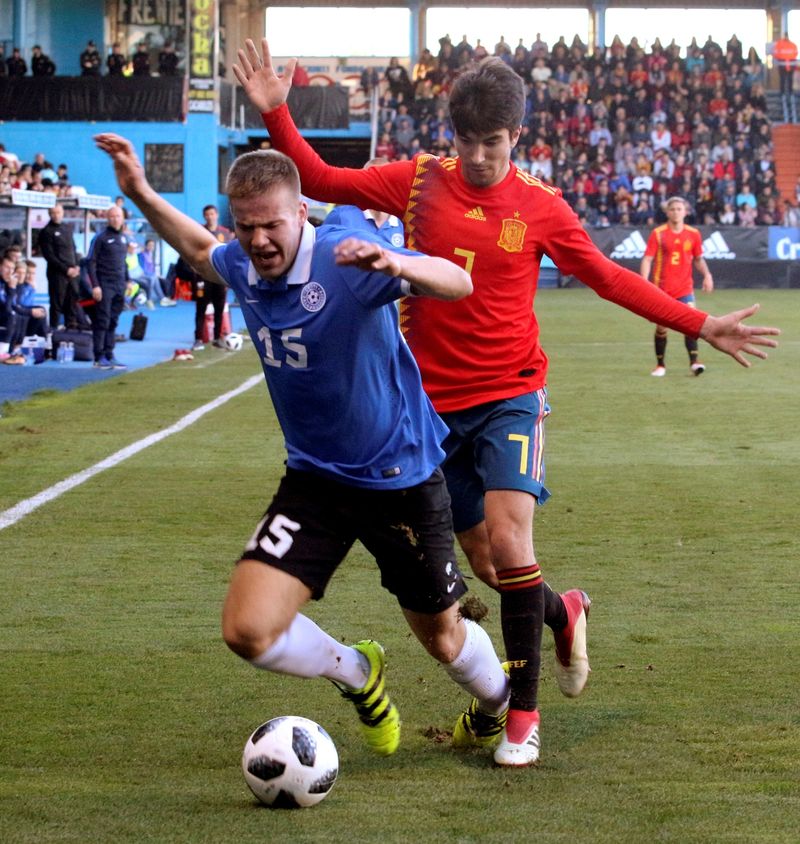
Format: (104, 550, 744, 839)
(0, 146, 137, 211)
(0, 142, 177, 364)
(377, 32, 798, 227)
(0, 145, 80, 200)
(3, 32, 799, 230)
(0, 248, 50, 362)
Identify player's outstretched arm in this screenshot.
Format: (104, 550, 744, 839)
(698, 304, 779, 367)
(233, 38, 295, 114)
(93, 133, 223, 283)
(334, 237, 472, 301)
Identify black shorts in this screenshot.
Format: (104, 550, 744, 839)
(239, 467, 467, 614)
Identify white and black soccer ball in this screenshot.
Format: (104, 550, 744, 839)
(224, 332, 244, 351)
(242, 716, 339, 809)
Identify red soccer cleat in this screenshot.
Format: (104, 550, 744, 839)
(553, 589, 591, 697)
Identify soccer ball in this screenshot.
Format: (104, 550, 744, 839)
(242, 716, 339, 808)
(224, 332, 244, 351)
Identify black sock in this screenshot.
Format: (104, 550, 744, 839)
(544, 581, 567, 630)
(655, 333, 667, 366)
(685, 336, 699, 363)
(498, 565, 543, 711)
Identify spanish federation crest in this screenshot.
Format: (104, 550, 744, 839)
(300, 281, 326, 312)
(497, 212, 527, 253)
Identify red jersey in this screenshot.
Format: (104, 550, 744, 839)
(208, 225, 233, 244)
(644, 224, 703, 299)
(773, 38, 798, 69)
(264, 105, 707, 412)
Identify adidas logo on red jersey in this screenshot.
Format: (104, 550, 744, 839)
(464, 206, 486, 221)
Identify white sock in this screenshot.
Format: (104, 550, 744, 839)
(442, 619, 509, 715)
(249, 614, 369, 688)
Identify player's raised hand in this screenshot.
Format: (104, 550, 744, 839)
(233, 38, 295, 113)
(334, 238, 401, 276)
(699, 304, 780, 367)
(94, 133, 147, 197)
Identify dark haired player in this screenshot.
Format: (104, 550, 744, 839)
(235, 38, 779, 766)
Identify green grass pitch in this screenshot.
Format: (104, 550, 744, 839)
(1, 288, 798, 843)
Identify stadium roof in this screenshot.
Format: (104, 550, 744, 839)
(253, 0, 785, 9)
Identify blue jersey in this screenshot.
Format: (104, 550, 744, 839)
(322, 206, 405, 249)
(210, 222, 447, 489)
(87, 225, 129, 287)
(8, 281, 37, 316)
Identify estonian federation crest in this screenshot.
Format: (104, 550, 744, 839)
(300, 281, 326, 312)
(497, 212, 527, 253)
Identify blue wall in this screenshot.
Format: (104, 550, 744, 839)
(0, 2, 243, 226)
(2, 0, 104, 75)
(48, 0, 105, 76)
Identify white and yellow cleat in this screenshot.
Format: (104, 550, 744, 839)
(333, 640, 400, 756)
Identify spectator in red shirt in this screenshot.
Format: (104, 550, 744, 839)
(572, 169, 596, 199)
(671, 115, 693, 148)
(628, 61, 648, 86)
(292, 61, 309, 87)
(665, 59, 685, 89)
(712, 156, 737, 182)
(528, 133, 552, 163)
(773, 33, 798, 98)
(708, 86, 729, 121)
(375, 131, 396, 161)
(567, 102, 592, 147)
(702, 62, 724, 91)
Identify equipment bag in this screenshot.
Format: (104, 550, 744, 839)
(51, 330, 93, 362)
(130, 313, 148, 341)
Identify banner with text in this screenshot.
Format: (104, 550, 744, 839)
(586, 226, 769, 264)
(767, 227, 800, 260)
(188, 0, 216, 113)
(563, 226, 793, 288)
(118, 0, 186, 26)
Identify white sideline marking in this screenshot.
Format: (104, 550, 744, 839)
(194, 352, 238, 369)
(0, 374, 262, 532)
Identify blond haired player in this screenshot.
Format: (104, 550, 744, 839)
(641, 197, 714, 376)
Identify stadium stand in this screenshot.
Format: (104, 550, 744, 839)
(378, 33, 789, 227)
(1, 5, 799, 377)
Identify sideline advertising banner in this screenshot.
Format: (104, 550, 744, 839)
(768, 227, 800, 260)
(566, 226, 796, 289)
(588, 226, 769, 263)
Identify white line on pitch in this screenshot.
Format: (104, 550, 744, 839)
(0, 374, 262, 532)
(194, 352, 241, 369)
